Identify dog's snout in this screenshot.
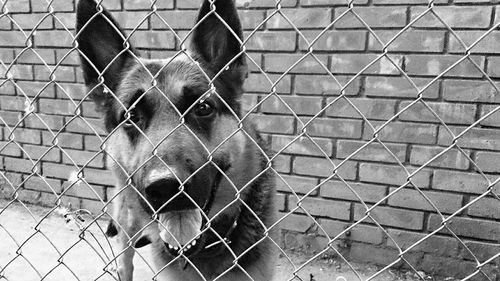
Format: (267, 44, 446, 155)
(145, 178, 195, 212)
(145, 178, 180, 202)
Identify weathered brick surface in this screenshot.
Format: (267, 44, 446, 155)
(1, 2, 499, 279)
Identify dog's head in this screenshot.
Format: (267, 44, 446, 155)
(76, 0, 261, 256)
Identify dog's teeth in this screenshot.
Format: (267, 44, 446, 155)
(191, 240, 197, 246)
(186, 245, 191, 250)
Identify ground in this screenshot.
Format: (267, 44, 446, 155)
(0, 200, 443, 281)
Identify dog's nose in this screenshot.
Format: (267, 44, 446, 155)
(145, 178, 195, 212)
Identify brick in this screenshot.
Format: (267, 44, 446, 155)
(405, 55, 485, 78)
(0, 172, 22, 195)
(245, 31, 296, 51)
(250, 114, 295, 134)
(369, 30, 445, 53)
(354, 204, 425, 230)
(299, 30, 366, 51)
(359, 163, 431, 188)
(474, 151, 500, 173)
(294, 75, 360, 96)
(4, 157, 40, 174)
(0, 15, 11, 30)
(267, 8, 332, 29)
(302, 0, 368, 5)
(0, 141, 21, 157)
(34, 65, 76, 82)
(335, 7, 407, 28)
(449, 31, 500, 54)
(4, 0, 30, 13)
(261, 96, 322, 116)
(321, 180, 387, 204)
(410, 6, 492, 28)
(480, 105, 500, 128)
(320, 220, 384, 245)
(399, 101, 476, 125)
(336, 140, 406, 163)
(264, 54, 328, 74)
(131, 31, 175, 49)
(241, 94, 257, 114)
(56, 83, 88, 101)
(24, 113, 64, 130)
(23, 144, 61, 162)
(363, 122, 437, 145)
(276, 174, 318, 195)
(0, 79, 16, 95)
(64, 117, 107, 136)
(271, 135, 333, 157)
(15, 48, 56, 65)
(428, 214, 500, 242)
(7, 65, 34, 80)
(62, 181, 106, 200)
(9, 128, 41, 144)
(244, 74, 291, 94)
(11, 14, 53, 30)
(468, 196, 500, 220)
(16, 81, 56, 98)
(0, 96, 27, 112)
(305, 118, 362, 139)
(239, 10, 266, 30)
(35, 31, 74, 48)
(124, 0, 173, 10)
(236, 0, 297, 8)
(113, 11, 150, 30)
(100, 0, 122, 10)
(43, 162, 115, 186)
(32, 0, 74, 12)
(0, 111, 21, 126)
(293, 156, 357, 180)
(82, 167, 116, 186)
(56, 49, 80, 66)
(42, 131, 83, 149)
(151, 11, 198, 29)
(39, 98, 78, 115)
(443, 80, 500, 103)
(274, 154, 291, 173)
(438, 126, 500, 151)
(432, 170, 494, 194)
(331, 54, 403, 75)
(247, 52, 262, 72)
(487, 57, 500, 78)
(387, 229, 458, 256)
(459, 241, 500, 262)
(326, 97, 396, 120)
(373, 0, 447, 3)
(289, 196, 350, 220)
(24, 176, 62, 194)
(62, 148, 105, 168)
(388, 188, 462, 214)
(410, 146, 470, 170)
(84, 135, 103, 152)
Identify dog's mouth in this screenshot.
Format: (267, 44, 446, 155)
(157, 209, 205, 257)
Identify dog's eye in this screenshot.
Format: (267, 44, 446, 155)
(193, 101, 215, 118)
(122, 108, 141, 128)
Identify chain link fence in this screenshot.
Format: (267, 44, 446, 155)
(1, 0, 499, 280)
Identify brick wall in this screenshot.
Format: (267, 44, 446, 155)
(0, 0, 499, 279)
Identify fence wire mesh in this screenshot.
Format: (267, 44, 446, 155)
(0, 0, 499, 280)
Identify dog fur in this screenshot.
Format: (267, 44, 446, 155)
(76, 0, 277, 280)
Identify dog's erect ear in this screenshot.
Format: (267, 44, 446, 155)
(191, 0, 247, 86)
(76, 0, 136, 111)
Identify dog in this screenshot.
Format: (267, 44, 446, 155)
(75, 0, 277, 280)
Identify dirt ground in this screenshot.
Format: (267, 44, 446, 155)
(0, 200, 437, 281)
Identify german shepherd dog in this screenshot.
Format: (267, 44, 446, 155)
(75, 0, 277, 280)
